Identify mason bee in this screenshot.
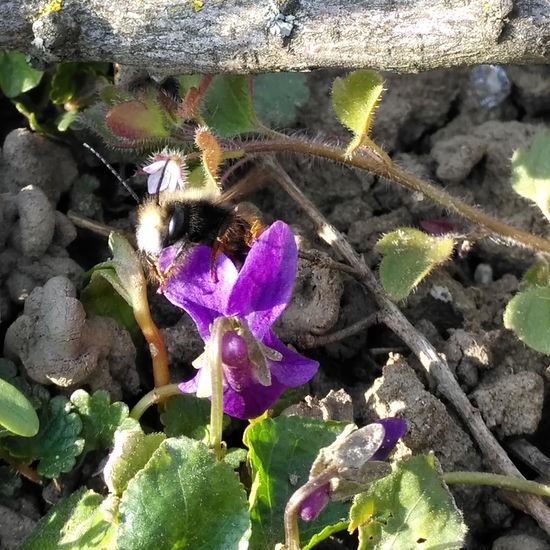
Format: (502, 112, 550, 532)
(136, 186, 265, 282)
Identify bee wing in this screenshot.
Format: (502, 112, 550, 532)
(214, 168, 269, 205)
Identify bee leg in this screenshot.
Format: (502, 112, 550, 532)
(210, 239, 223, 283)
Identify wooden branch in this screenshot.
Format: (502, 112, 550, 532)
(2, 0, 549, 74)
(266, 158, 550, 534)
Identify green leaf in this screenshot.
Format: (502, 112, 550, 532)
(254, 73, 310, 127)
(80, 261, 140, 341)
(332, 70, 384, 156)
(504, 285, 550, 354)
(244, 416, 349, 550)
(0, 51, 43, 98)
(109, 233, 147, 309)
(70, 389, 129, 453)
(104, 418, 166, 496)
(0, 377, 39, 437)
(376, 227, 455, 301)
(55, 110, 79, 132)
(4, 396, 84, 478)
(21, 488, 115, 550)
(106, 97, 169, 140)
(117, 437, 250, 550)
(349, 454, 466, 550)
(160, 394, 211, 439)
(202, 75, 258, 137)
(512, 131, 550, 220)
(523, 259, 550, 288)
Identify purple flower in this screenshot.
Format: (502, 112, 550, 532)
(158, 221, 319, 419)
(299, 417, 407, 522)
(142, 155, 187, 194)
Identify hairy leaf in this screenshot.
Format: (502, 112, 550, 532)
(4, 396, 84, 478)
(160, 394, 211, 439)
(117, 438, 250, 549)
(350, 454, 466, 549)
(70, 389, 129, 453)
(244, 416, 349, 549)
(512, 131, 550, 220)
(21, 488, 115, 550)
(376, 227, 454, 301)
(106, 99, 168, 140)
(504, 285, 550, 354)
(103, 418, 165, 496)
(332, 70, 384, 157)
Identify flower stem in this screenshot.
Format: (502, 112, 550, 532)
(233, 137, 550, 255)
(133, 290, 170, 388)
(208, 317, 227, 461)
(442, 471, 550, 497)
(129, 383, 181, 420)
(283, 468, 337, 550)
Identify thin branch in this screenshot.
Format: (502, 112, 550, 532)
(507, 440, 550, 480)
(298, 313, 381, 349)
(266, 158, 550, 534)
(236, 138, 550, 256)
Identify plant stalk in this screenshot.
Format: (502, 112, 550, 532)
(443, 471, 550, 498)
(208, 317, 227, 461)
(234, 137, 550, 255)
(129, 383, 181, 420)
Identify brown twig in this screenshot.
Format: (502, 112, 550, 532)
(266, 158, 550, 534)
(508, 440, 550, 481)
(299, 313, 381, 349)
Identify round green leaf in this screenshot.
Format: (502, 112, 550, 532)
(376, 227, 455, 301)
(504, 285, 550, 354)
(117, 437, 250, 550)
(350, 454, 466, 549)
(202, 75, 258, 137)
(0, 377, 39, 437)
(512, 131, 550, 221)
(0, 51, 43, 98)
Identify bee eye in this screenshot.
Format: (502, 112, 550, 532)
(167, 209, 185, 244)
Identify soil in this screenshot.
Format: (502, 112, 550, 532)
(2, 65, 550, 549)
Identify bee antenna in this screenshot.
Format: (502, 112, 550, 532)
(82, 143, 140, 203)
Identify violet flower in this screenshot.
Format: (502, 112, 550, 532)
(142, 154, 187, 194)
(299, 418, 407, 522)
(158, 221, 319, 419)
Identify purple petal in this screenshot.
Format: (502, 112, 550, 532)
(299, 484, 331, 522)
(227, 221, 297, 338)
(262, 331, 319, 387)
(222, 377, 287, 419)
(160, 245, 238, 338)
(178, 375, 199, 394)
(371, 418, 407, 461)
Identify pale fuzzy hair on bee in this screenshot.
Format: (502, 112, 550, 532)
(136, 201, 166, 256)
(157, 187, 221, 206)
(135, 188, 221, 256)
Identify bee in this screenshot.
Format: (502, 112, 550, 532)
(136, 186, 265, 283)
(82, 143, 265, 283)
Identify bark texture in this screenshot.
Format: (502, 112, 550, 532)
(1, 0, 549, 74)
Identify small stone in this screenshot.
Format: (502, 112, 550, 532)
(492, 534, 550, 550)
(474, 263, 493, 285)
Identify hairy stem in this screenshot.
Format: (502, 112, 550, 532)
(443, 471, 550, 498)
(208, 317, 227, 461)
(130, 383, 181, 420)
(283, 468, 337, 550)
(234, 137, 550, 255)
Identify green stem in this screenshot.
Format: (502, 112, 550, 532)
(130, 383, 181, 420)
(208, 318, 227, 461)
(443, 471, 550, 498)
(231, 137, 550, 255)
